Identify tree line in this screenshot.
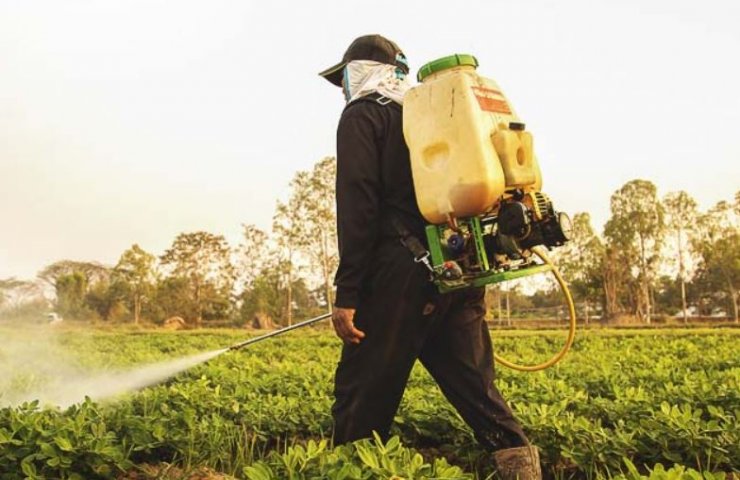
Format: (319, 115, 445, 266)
(1, 160, 737, 326)
(0, 157, 337, 328)
(555, 181, 739, 323)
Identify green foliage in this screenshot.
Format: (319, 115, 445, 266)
(85, 280, 128, 322)
(0, 328, 737, 479)
(691, 197, 740, 321)
(159, 232, 236, 326)
(0, 399, 133, 479)
(113, 244, 158, 324)
(239, 272, 281, 326)
(604, 180, 666, 322)
(239, 274, 318, 327)
(653, 275, 683, 317)
(614, 459, 728, 480)
(147, 276, 195, 324)
(266, 157, 338, 326)
(55, 272, 92, 320)
(243, 434, 468, 479)
(556, 212, 605, 308)
(297, 156, 338, 308)
(38, 261, 109, 291)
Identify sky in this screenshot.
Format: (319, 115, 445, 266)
(1, 0, 738, 280)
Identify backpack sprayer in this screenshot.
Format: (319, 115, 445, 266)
(230, 55, 576, 372)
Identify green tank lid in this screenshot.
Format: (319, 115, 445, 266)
(417, 54, 479, 82)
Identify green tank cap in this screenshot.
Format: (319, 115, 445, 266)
(417, 54, 479, 82)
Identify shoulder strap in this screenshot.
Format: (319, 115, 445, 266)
(347, 92, 396, 109)
(390, 215, 435, 277)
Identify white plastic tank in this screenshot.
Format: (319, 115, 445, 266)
(403, 54, 542, 225)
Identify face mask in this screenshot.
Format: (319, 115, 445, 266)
(342, 66, 352, 102)
(341, 60, 412, 105)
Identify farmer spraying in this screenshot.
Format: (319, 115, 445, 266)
(319, 34, 542, 479)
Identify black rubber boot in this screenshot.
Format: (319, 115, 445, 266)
(493, 445, 542, 480)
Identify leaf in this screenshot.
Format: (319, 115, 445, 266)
(385, 436, 400, 453)
(21, 459, 37, 479)
(622, 457, 642, 480)
(39, 442, 56, 458)
(244, 463, 274, 480)
(54, 436, 74, 452)
(355, 444, 379, 470)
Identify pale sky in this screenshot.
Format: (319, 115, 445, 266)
(1, 0, 738, 280)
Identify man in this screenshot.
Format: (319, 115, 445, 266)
(319, 34, 542, 480)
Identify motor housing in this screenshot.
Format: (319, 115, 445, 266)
(496, 192, 571, 248)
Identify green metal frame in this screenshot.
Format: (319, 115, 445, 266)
(471, 216, 489, 271)
(426, 224, 445, 267)
(425, 218, 553, 293)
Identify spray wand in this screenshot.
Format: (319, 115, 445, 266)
(228, 312, 332, 351)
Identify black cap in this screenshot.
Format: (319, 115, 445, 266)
(319, 34, 409, 87)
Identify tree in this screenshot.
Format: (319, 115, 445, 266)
(113, 244, 157, 324)
(0, 278, 25, 309)
(299, 157, 339, 310)
(604, 180, 665, 323)
(237, 224, 271, 289)
(272, 174, 310, 326)
(85, 279, 127, 321)
(663, 191, 698, 322)
(0, 278, 45, 318)
(692, 196, 739, 322)
(38, 260, 109, 292)
(159, 232, 235, 327)
(554, 212, 605, 321)
(236, 224, 281, 326)
(55, 272, 91, 319)
(148, 276, 194, 323)
(654, 274, 682, 316)
(601, 243, 632, 319)
(37, 261, 112, 321)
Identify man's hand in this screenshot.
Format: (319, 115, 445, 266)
(331, 307, 365, 344)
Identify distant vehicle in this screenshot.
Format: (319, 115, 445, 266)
(47, 312, 63, 325)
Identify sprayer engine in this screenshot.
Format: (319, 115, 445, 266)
(424, 191, 572, 292)
(486, 191, 572, 259)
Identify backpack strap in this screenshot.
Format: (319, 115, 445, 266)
(347, 92, 396, 108)
(345, 94, 432, 276)
(390, 215, 435, 278)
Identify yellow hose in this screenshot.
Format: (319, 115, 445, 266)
(493, 246, 577, 372)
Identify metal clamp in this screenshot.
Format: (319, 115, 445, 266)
(376, 95, 393, 106)
(414, 251, 435, 274)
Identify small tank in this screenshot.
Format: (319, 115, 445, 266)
(403, 54, 543, 225)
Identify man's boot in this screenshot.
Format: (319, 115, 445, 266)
(493, 445, 542, 480)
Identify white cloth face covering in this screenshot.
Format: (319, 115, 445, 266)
(343, 60, 412, 105)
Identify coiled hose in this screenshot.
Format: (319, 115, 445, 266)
(493, 246, 577, 372)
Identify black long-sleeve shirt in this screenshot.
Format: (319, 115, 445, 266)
(333, 95, 426, 308)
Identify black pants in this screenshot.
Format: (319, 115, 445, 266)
(332, 241, 528, 450)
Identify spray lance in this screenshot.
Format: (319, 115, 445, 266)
(228, 313, 332, 351)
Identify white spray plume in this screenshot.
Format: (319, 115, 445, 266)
(8, 349, 227, 409)
(0, 325, 227, 409)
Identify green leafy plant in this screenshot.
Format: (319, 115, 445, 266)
(0, 327, 737, 479)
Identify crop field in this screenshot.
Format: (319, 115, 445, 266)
(0, 326, 738, 479)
